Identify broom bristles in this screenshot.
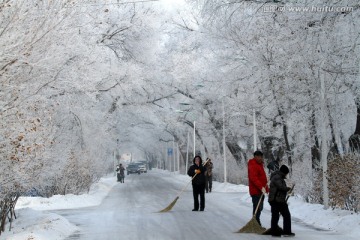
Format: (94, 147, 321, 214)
(236, 217, 266, 234)
(158, 196, 179, 213)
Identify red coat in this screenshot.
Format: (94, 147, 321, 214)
(248, 158, 269, 196)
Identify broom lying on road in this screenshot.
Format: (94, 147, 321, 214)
(236, 192, 266, 234)
(158, 159, 209, 213)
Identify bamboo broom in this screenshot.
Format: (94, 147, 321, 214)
(158, 159, 209, 213)
(236, 193, 265, 233)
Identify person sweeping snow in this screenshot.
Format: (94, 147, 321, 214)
(187, 156, 207, 211)
(268, 164, 295, 237)
(248, 150, 269, 227)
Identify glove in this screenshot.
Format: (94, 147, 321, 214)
(261, 187, 266, 194)
(195, 169, 201, 174)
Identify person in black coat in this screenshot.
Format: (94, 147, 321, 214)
(268, 165, 295, 237)
(187, 155, 207, 211)
(116, 164, 125, 183)
(267, 157, 280, 174)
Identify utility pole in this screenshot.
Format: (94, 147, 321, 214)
(253, 109, 257, 151)
(173, 136, 175, 172)
(223, 99, 227, 183)
(113, 150, 116, 176)
(320, 71, 329, 209)
(177, 142, 180, 172)
(186, 131, 189, 174)
(193, 121, 196, 157)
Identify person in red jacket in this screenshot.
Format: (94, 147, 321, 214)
(248, 150, 269, 227)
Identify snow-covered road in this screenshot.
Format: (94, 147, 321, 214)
(49, 171, 354, 240)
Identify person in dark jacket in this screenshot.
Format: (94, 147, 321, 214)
(204, 158, 213, 193)
(268, 165, 295, 237)
(116, 164, 125, 183)
(267, 157, 280, 174)
(248, 150, 269, 226)
(187, 155, 207, 211)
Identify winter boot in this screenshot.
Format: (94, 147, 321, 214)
(282, 232, 295, 237)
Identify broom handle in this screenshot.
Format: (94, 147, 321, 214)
(253, 192, 265, 217)
(285, 183, 295, 202)
(176, 159, 210, 198)
(176, 175, 197, 197)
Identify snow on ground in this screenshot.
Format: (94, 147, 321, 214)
(2, 170, 360, 240)
(2, 176, 118, 240)
(15, 176, 118, 211)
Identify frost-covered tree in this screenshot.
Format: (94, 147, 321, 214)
(0, 0, 165, 202)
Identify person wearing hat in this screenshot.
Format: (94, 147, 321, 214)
(268, 164, 295, 237)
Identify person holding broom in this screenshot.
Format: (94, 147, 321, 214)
(268, 165, 295, 237)
(248, 150, 269, 227)
(187, 155, 207, 211)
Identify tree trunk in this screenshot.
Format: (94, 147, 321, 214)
(282, 122, 293, 170)
(349, 98, 360, 152)
(203, 105, 245, 165)
(259, 136, 285, 165)
(226, 141, 246, 164)
(268, 78, 293, 170)
(327, 103, 340, 156)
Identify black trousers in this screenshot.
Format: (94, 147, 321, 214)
(192, 183, 205, 210)
(270, 202, 292, 234)
(205, 176, 212, 192)
(117, 173, 124, 183)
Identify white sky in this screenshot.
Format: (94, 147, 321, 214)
(3, 169, 360, 240)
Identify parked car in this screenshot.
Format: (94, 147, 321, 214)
(136, 162, 147, 173)
(127, 163, 141, 175)
(138, 160, 149, 172)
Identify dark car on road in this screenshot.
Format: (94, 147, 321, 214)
(127, 163, 141, 175)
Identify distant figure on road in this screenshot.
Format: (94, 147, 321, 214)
(204, 158, 213, 193)
(116, 164, 125, 183)
(187, 156, 207, 211)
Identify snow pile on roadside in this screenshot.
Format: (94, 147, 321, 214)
(2, 175, 116, 240)
(16, 175, 117, 211)
(289, 196, 360, 237)
(3, 208, 78, 240)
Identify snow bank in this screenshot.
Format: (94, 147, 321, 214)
(2, 175, 117, 240)
(3, 208, 78, 240)
(16, 175, 117, 211)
